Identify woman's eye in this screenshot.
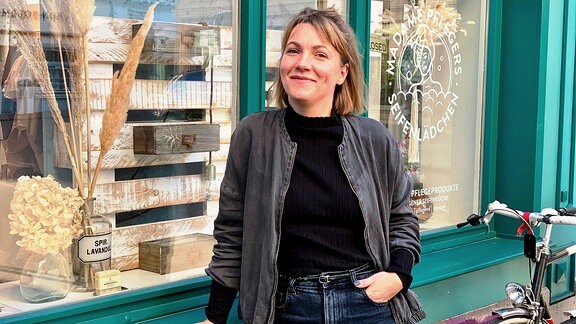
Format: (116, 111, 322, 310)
(285, 48, 299, 54)
(316, 52, 328, 58)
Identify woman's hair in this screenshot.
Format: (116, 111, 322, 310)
(271, 7, 366, 115)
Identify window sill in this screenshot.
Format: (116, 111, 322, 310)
(0, 267, 210, 322)
(413, 236, 524, 287)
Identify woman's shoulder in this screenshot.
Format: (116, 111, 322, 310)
(343, 115, 394, 138)
(239, 108, 283, 122)
(234, 108, 284, 134)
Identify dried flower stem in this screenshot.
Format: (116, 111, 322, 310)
(88, 2, 158, 198)
(7, 0, 84, 197)
(0, 17, 9, 88)
(58, 39, 83, 185)
(83, 36, 92, 196)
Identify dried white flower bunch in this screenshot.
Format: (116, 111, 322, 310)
(8, 176, 84, 255)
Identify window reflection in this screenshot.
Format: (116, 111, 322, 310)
(369, 0, 486, 230)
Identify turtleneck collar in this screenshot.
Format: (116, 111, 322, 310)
(285, 105, 342, 128)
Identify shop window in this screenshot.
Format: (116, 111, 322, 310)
(0, 0, 234, 315)
(368, 0, 487, 230)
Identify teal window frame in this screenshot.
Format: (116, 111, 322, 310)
(6, 1, 576, 323)
(236, 0, 509, 288)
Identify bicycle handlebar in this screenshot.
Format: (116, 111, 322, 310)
(559, 206, 576, 215)
(545, 216, 576, 225)
(457, 200, 576, 228)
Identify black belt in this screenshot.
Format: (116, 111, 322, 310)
(280, 263, 374, 284)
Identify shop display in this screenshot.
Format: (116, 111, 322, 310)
(139, 233, 216, 275)
(2, 0, 156, 300)
(73, 198, 112, 292)
(93, 269, 121, 296)
(19, 251, 71, 303)
(0, 0, 232, 315)
(7, 175, 81, 302)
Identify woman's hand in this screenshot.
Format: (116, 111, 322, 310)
(354, 271, 403, 303)
(195, 320, 214, 324)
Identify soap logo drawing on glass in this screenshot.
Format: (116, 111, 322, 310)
(386, 3, 467, 143)
(375, 2, 475, 225)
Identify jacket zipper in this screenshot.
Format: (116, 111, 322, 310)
(337, 123, 402, 324)
(337, 145, 379, 267)
(266, 139, 297, 324)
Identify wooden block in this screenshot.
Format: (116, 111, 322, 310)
(139, 233, 215, 274)
(133, 123, 220, 155)
(111, 216, 215, 271)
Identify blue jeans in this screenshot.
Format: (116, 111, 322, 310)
(274, 264, 395, 324)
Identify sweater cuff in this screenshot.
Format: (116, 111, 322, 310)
(205, 280, 238, 324)
(387, 249, 415, 292)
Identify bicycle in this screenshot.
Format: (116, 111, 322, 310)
(457, 200, 576, 324)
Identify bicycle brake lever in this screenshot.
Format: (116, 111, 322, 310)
(456, 221, 468, 228)
(456, 214, 482, 228)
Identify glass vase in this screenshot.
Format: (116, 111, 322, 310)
(19, 251, 72, 303)
(73, 197, 112, 291)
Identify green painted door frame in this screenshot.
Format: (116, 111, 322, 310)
(559, 0, 576, 207)
(238, 0, 266, 118)
(348, 0, 370, 117)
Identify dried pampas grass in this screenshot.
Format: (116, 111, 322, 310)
(7, 0, 156, 201)
(7, 0, 84, 194)
(88, 2, 158, 198)
(0, 17, 9, 87)
(43, 0, 95, 193)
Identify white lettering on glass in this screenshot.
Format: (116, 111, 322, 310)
(386, 5, 464, 141)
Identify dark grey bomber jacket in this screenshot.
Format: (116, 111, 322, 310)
(206, 108, 426, 324)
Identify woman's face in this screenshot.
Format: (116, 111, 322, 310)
(280, 23, 349, 116)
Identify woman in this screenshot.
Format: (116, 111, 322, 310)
(200, 7, 425, 324)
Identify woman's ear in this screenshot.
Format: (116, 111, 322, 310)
(337, 63, 349, 85)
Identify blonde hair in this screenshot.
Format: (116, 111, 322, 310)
(271, 7, 366, 115)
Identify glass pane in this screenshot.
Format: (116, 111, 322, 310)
(369, 0, 486, 230)
(266, 0, 348, 108)
(0, 0, 235, 314)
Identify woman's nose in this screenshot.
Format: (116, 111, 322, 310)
(295, 53, 311, 70)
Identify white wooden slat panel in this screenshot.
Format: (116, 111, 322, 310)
(93, 175, 205, 214)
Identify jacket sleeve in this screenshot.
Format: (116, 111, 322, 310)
(388, 140, 421, 265)
(205, 121, 251, 289)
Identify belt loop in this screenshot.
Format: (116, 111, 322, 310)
(288, 278, 296, 294)
(350, 268, 359, 285)
(319, 274, 331, 284)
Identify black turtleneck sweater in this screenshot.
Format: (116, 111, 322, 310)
(277, 106, 372, 275)
(205, 107, 415, 324)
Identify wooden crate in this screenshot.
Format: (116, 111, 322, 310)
(139, 233, 215, 274)
(133, 123, 220, 155)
